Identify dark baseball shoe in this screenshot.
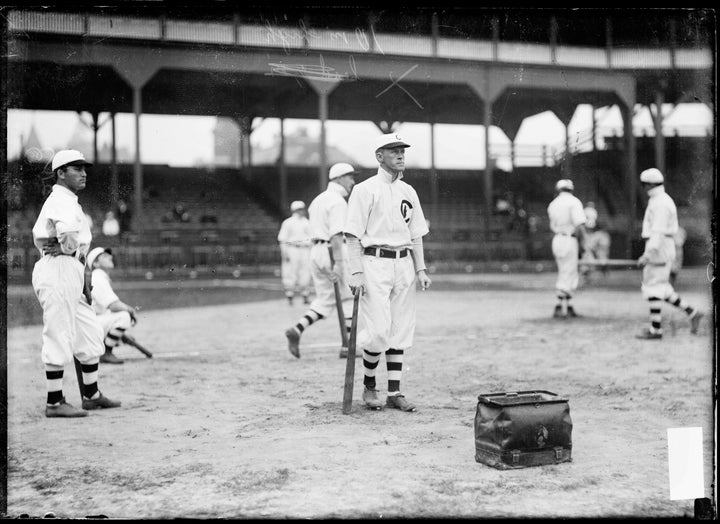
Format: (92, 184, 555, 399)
(635, 328, 663, 340)
(303, 296, 311, 305)
(285, 328, 300, 358)
(82, 392, 121, 410)
(386, 394, 416, 412)
(553, 305, 566, 318)
(46, 398, 88, 418)
(100, 352, 124, 364)
(567, 306, 580, 318)
(362, 387, 384, 410)
(689, 310, 704, 335)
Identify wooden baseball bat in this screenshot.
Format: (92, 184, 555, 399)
(342, 288, 361, 415)
(328, 247, 349, 349)
(121, 334, 153, 358)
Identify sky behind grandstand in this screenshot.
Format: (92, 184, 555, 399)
(6, 103, 713, 171)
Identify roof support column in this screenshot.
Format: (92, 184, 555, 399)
(279, 118, 288, 211)
(429, 123, 438, 222)
(305, 78, 341, 193)
(111, 112, 118, 205)
(483, 96, 492, 245)
(650, 89, 667, 175)
(619, 102, 637, 258)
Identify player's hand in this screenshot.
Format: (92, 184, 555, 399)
(637, 254, 650, 267)
(42, 237, 62, 256)
(328, 262, 344, 284)
(348, 272, 366, 296)
(417, 270, 432, 291)
(128, 308, 138, 325)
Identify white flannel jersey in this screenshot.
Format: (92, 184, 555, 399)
(32, 184, 91, 259)
(547, 192, 586, 235)
(91, 268, 120, 315)
(308, 182, 348, 241)
(344, 166, 429, 247)
(277, 214, 312, 247)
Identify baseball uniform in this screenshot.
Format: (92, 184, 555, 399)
(547, 185, 586, 315)
(277, 207, 312, 304)
(91, 265, 133, 353)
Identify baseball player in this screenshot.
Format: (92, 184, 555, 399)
(87, 246, 140, 364)
(31, 149, 121, 417)
(635, 168, 703, 339)
(284, 163, 358, 359)
(344, 133, 431, 412)
(277, 201, 313, 305)
(547, 179, 588, 318)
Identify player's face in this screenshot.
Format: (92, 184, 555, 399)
(57, 165, 87, 193)
(377, 147, 406, 173)
(97, 252, 114, 269)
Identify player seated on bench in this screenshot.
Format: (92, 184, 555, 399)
(87, 246, 141, 364)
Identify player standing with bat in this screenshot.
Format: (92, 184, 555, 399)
(284, 163, 358, 358)
(344, 133, 431, 412)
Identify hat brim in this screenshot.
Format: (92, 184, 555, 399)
(66, 159, 93, 167)
(376, 142, 411, 151)
(330, 170, 359, 180)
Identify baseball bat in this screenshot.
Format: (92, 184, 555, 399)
(121, 334, 153, 358)
(73, 357, 86, 400)
(342, 288, 361, 415)
(328, 247, 349, 349)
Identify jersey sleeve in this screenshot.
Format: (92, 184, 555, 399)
(344, 184, 370, 239)
(91, 271, 119, 311)
(277, 219, 289, 242)
(570, 198, 587, 227)
(327, 198, 347, 238)
(407, 187, 430, 239)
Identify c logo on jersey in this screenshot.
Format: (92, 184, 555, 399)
(400, 199, 413, 223)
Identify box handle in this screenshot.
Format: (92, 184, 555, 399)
(511, 450, 520, 464)
(554, 447, 563, 460)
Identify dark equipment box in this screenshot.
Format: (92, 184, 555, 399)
(474, 390, 573, 469)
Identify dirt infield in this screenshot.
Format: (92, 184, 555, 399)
(4, 268, 715, 519)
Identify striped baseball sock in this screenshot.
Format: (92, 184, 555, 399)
(45, 365, 64, 405)
(104, 325, 127, 350)
(81, 360, 100, 399)
(363, 350, 381, 389)
(649, 297, 662, 334)
(557, 292, 569, 314)
(386, 348, 404, 395)
(665, 293, 695, 315)
(290, 310, 324, 335)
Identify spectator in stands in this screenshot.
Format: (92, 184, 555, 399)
(116, 199, 132, 236)
(102, 211, 120, 237)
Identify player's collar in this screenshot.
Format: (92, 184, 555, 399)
(328, 181, 348, 198)
(647, 185, 666, 198)
(52, 184, 79, 201)
(377, 166, 403, 183)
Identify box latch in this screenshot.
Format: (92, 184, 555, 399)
(554, 447, 563, 460)
(511, 450, 520, 464)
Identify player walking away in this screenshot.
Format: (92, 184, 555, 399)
(635, 168, 703, 339)
(31, 149, 121, 417)
(284, 163, 358, 359)
(547, 179, 588, 318)
(87, 246, 140, 364)
(344, 133, 432, 412)
(277, 201, 313, 305)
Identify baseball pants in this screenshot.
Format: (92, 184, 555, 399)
(32, 255, 104, 366)
(552, 234, 580, 295)
(357, 253, 417, 353)
(641, 237, 676, 300)
(97, 311, 133, 347)
(281, 246, 312, 295)
(308, 243, 352, 318)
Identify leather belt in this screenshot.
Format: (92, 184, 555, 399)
(313, 239, 329, 244)
(59, 251, 86, 265)
(555, 232, 572, 236)
(363, 247, 409, 259)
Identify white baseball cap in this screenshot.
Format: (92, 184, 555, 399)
(87, 246, 112, 268)
(374, 133, 411, 152)
(640, 168, 664, 184)
(52, 149, 93, 171)
(290, 200, 306, 212)
(328, 162, 357, 180)
(555, 179, 574, 191)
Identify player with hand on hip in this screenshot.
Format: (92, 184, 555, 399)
(86, 246, 140, 364)
(31, 149, 121, 417)
(635, 168, 703, 339)
(547, 179, 588, 318)
(277, 201, 313, 305)
(344, 133, 431, 412)
(284, 163, 358, 358)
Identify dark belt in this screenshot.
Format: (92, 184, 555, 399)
(363, 246, 409, 259)
(313, 239, 329, 244)
(59, 251, 86, 265)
